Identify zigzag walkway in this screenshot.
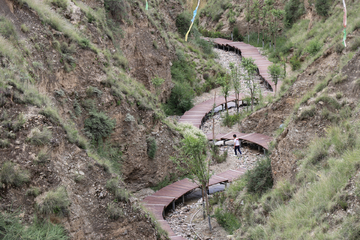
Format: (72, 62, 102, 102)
(142, 40, 274, 239)
(211, 38, 281, 93)
(141, 169, 246, 240)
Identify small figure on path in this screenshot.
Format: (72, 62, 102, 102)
(233, 134, 242, 157)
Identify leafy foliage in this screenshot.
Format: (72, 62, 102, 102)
(315, 0, 331, 17)
(176, 11, 192, 37)
(84, 112, 116, 141)
(284, 0, 305, 27)
(104, 0, 129, 23)
(147, 137, 157, 159)
(214, 207, 241, 234)
(246, 157, 273, 195)
(28, 128, 52, 146)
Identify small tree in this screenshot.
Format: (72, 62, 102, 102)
(242, 57, 258, 111)
(172, 125, 213, 231)
(217, 75, 231, 113)
(151, 76, 165, 97)
(245, 0, 252, 43)
(268, 63, 282, 95)
(269, 9, 285, 50)
(229, 62, 242, 113)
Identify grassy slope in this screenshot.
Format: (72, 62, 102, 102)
(199, 0, 360, 239)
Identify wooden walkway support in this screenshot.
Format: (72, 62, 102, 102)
(141, 169, 246, 240)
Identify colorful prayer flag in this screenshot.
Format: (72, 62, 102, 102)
(146, 0, 148, 10)
(342, 0, 347, 47)
(185, 0, 200, 42)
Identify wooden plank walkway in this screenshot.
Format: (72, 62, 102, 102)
(141, 169, 246, 240)
(212, 38, 281, 93)
(142, 39, 275, 238)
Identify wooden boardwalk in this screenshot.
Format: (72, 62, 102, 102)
(212, 38, 281, 93)
(141, 39, 275, 239)
(141, 169, 246, 240)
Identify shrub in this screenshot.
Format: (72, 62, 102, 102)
(246, 157, 273, 195)
(26, 187, 41, 197)
(20, 24, 29, 33)
(0, 16, 17, 40)
(351, 37, 360, 52)
(335, 42, 345, 54)
(175, 11, 192, 37)
(38, 186, 70, 216)
(86, 86, 102, 97)
(222, 112, 241, 127)
(164, 82, 194, 115)
(84, 112, 116, 141)
(107, 203, 123, 220)
(104, 0, 129, 23)
(35, 149, 50, 165)
(50, 0, 68, 10)
(297, 105, 316, 120)
(147, 137, 157, 159)
(332, 74, 348, 84)
(39, 106, 61, 124)
(0, 139, 9, 148)
(214, 207, 241, 234)
(28, 128, 52, 146)
(315, 95, 341, 109)
(290, 56, 301, 71)
(0, 212, 68, 239)
(306, 40, 322, 55)
(210, 145, 228, 163)
(106, 178, 129, 202)
(284, 0, 305, 27)
(315, 0, 330, 17)
(113, 53, 128, 69)
(106, 178, 119, 193)
(0, 162, 29, 187)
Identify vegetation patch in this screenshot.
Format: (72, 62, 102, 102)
(38, 186, 70, 217)
(246, 157, 273, 195)
(214, 207, 241, 234)
(27, 127, 52, 146)
(0, 161, 29, 187)
(147, 137, 157, 159)
(84, 111, 116, 142)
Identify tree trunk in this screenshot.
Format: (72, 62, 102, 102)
(225, 96, 228, 113)
(275, 83, 277, 96)
(251, 90, 254, 111)
(205, 188, 212, 231)
(201, 187, 206, 219)
(257, 25, 260, 45)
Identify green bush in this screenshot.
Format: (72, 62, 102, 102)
(39, 107, 61, 124)
(106, 178, 129, 202)
(315, 95, 341, 109)
(86, 86, 102, 97)
(284, 0, 305, 27)
(315, 0, 331, 17)
(0, 139, 9, 148)
(233, 27, 243, 41)
(210, 145, 228, 163)
(50, 0, 68, 10)
(164, 82, 194, 115)
(104, 0, 129, 22)
(28, 128, 52, 146)
(147, 137, 157, 159)
(35, 149, 50, 165)
(176, 11, 192, 37)
(0, 162, 29, 187)
(351, 37, 360, 52)
(297, 106, 316, 120)
(0, 16, 17, 40)
(84, 111, 116, 141)
(335, 42, 345, 53)
(290, 55, 301, 71)
(246, 157, 273, 195)
(306, 40, 322, 55)
(222, 112, 241, 127)
(38, 186, 70, 216)
(0, 213, 68, 239)
(214, 207, 241, 234)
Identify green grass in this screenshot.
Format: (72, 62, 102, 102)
(0, 212, 68, 239)
(38, 186, 70, 216)
(28, 128, 52, 146)
(214, 207, 241, 234)
(0, 161, 29, 187)
(315, 94, 341, 109)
